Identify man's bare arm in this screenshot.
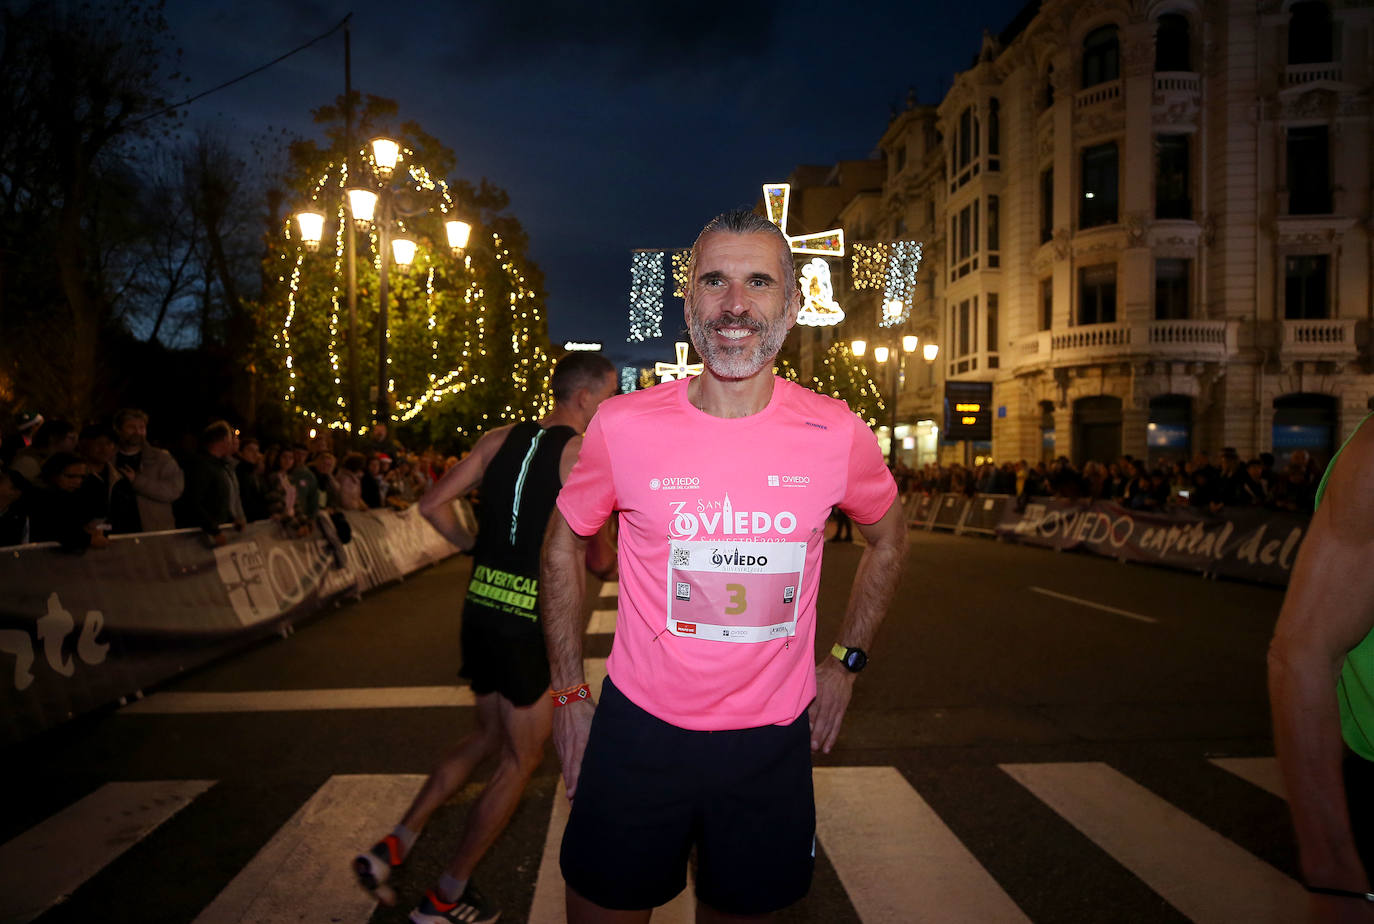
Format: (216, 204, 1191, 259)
(559, 435, 617, 581)
(809, 498, 907, 753)
(542, 510, 596, 797)
(417, 426, 511, 549)
(1269, 422, 1374, 899)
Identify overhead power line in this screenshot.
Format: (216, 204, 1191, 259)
(132, 13, 351, 126)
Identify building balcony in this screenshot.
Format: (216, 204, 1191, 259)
(1154, 72, 1200, 93)
(1285, 62, 1342, 86)
(1075, 80, 1121, 110)
(1279, 318, 1360, 362)
(1012, 320, 1238, 369)
(1152, 72, 1201, 129)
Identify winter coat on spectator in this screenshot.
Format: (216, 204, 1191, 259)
(0, 490, 30, 546)
(116, 444, 184, 531)
(361, 472, 384, 509)
(175, 451, 236, 537)
(337, 470, 366, 511)
(29, 485, 101, 551)
(78, 462, 139, 533)
(287, 464, 321, 518)
(236, 460, 271, 523)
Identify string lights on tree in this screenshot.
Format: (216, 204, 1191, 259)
(267, 134, 551, 440)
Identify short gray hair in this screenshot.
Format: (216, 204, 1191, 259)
(685, 208, 796, 306)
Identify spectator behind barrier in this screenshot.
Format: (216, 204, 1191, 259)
(113, 408, 184, 531)
(29, 452, 107, 552)
(175, 421, 244, 545)
(77, 424, 139, 534)
(235, 437, 270, 522)
(361, 454, 385, 508)
(0, 469, 31, 546)
(337, 453, 369, 512)
(265, 445, 310, 535)
(9, 419, 77, 485)
(287, 443, 320, 519)
(309, 451, 343, 509)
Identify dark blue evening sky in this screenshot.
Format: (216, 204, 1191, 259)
(166, 0, 1027, 369)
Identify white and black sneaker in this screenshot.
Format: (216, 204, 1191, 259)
(409, 883, 501, 924)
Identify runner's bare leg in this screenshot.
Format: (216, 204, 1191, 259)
(399, 692, 502, 833)
(443, 690, 553, 880)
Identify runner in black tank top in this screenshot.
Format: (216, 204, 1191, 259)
(352, 354, 617, 924)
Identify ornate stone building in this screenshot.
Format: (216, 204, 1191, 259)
(806, 0, 1374, 467)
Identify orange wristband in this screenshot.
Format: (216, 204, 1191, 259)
(552, 684, 591, 707)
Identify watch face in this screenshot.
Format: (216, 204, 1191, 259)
(844, 648, 868, 672)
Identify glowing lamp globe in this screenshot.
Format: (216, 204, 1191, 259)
(445, 219, 471, 253)
(923, 343, 940, 362)
(902, 335, 919, 354)
(850, 339, 867, 358)
(370, 137, 401, 176)
(390, 236, 417, 268)
(294, 210, 325, 251)
(874, 346, 891, 363)
(346, 188, 378, 227)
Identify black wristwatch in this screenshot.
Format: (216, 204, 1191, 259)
(831, 643, 868, 673)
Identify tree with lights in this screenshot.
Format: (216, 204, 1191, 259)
(777, 340, 884, 427)
(258, 95, 553, 447)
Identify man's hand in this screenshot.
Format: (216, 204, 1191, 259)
(552, 700, 595, 799)
(808, 657, 856, 754)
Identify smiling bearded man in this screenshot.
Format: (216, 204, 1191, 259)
(541, 208, 908, 923)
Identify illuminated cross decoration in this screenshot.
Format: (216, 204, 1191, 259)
(763, 183, 845, 257)
(655, 341, 704, 383)
(764, 183, 846, 327)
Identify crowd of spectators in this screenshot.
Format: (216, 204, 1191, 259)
(891, 448, 1325, 515)
(0, 411, 463, 551)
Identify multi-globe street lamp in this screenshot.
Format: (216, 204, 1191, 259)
(292, 136, 471, 433)
(851, 334, 939, 465)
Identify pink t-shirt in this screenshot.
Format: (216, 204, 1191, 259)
(557, 377, 897, 731)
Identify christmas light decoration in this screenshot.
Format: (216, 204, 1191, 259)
(271, 147, 550, 438)
(655, 341, 703, 382)
(796, 258, 845, 327)
(878, 241, 922, 328)
(671, 250, 691, 298)
(620, 366, 640, 393)
(629, 250, 666, 342)
(762, 183, 845, 257)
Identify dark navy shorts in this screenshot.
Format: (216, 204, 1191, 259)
(560, 677, 815, 915)
(458, 608, 550, 708)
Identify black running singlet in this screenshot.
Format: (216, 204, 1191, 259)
(463, 421, 575, 625)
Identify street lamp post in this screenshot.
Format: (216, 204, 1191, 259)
(852, 334, 920, 465)
(294, 137, 471, 434)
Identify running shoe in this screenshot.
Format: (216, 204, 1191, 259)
(352, 834, 404, 905)
(409, 883, 500, 924)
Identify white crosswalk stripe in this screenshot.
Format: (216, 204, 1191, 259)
(815, 766, 1029, 923)
(4, 733, 1305, 921)
(1001, 761, 1305, 923)
(1210, 756, 1286, 800)
(0, 779, 213, 924)
(194, 774, 425, 924)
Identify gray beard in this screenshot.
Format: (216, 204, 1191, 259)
(687, 308, 787, 381)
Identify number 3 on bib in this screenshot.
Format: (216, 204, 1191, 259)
(666, 540, 805, 643)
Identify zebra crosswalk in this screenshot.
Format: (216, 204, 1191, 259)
(0, 755, 1299, 923)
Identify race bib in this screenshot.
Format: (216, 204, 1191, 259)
(665, 540, 806, 643)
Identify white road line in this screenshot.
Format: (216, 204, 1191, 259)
(586, 608, 617, 634)
(1001, 762, 1305, 923)
(530, 778, 694, 923)
(1027, 586, 1158, 624)
(814, 766, 1029, 923)
(194, 774, 424, 924)
(126, 659, 611, 714)
(598, 580, 619, 598)
(0, 779, 214, 924)
(1210, 757, 1286, 800)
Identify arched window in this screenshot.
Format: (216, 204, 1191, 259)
(1155, 13, 1191, 71)
(1082, 25, 1120, 87)
(1289, 1, 1334, 65)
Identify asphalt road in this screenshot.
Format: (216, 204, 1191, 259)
(3, 527, 1296, 924)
